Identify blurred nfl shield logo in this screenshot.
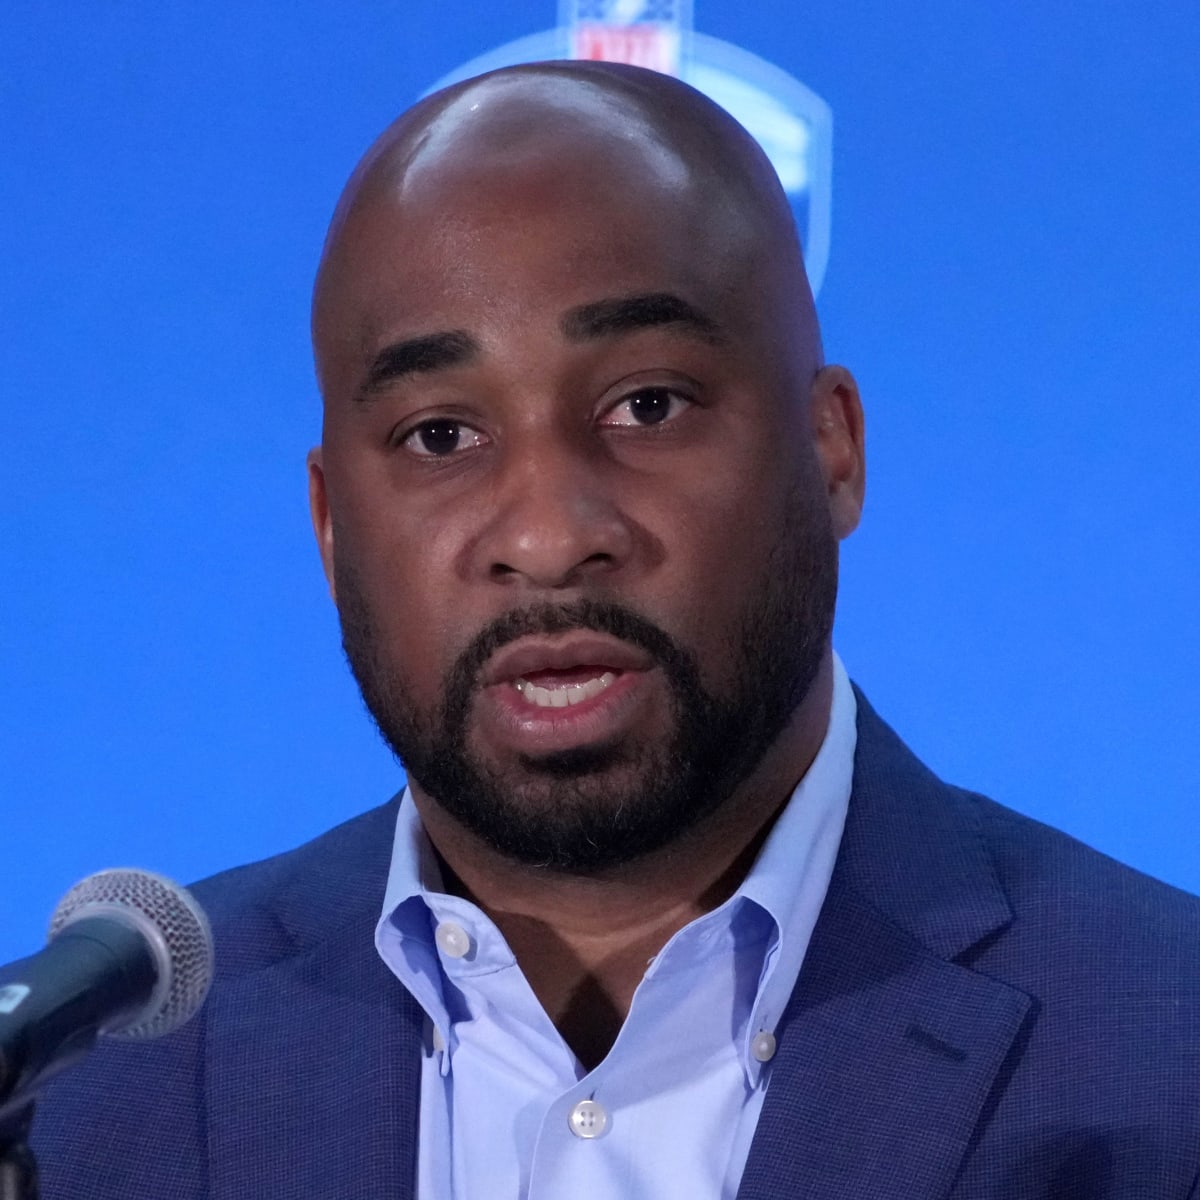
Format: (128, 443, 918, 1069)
(425, 0, 833, 296)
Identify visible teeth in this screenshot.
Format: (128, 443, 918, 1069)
(514, 671, 616, 709)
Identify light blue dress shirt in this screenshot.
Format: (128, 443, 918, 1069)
(375, 655, 857, 1200)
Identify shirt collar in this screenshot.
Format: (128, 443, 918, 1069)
(732, 652, 856, 1050)
(379, 788, 443, 925)
(737, 650, 856, 936)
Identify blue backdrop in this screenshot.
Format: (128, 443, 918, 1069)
(3, 1, 1198, 963)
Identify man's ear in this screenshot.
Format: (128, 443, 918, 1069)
(306, 446, 337, 601)
(811, 365, 866, 540)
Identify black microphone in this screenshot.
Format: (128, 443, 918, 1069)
(0, 869, 213, 1117)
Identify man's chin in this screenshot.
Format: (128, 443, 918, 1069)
(407, 744, 698, 870)
(515, 738, 627, 779)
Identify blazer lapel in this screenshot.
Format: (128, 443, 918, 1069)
(200, 798, 424, 1200)
(739, 696, 1035, 1200)
(205, 930, 424, 1200)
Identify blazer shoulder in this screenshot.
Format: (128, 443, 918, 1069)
(849, 689, 1200, 1001)
(968, 787, 1200, 974)
(189, 795, 401, 977)
(850, 687, 1200, 964)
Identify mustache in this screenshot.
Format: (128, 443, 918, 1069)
(445, 599, 691, 698)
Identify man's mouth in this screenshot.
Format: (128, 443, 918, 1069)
(472, 632, 660, 754)
(482, 632, 653, 692)
(512, 668, 619, 709)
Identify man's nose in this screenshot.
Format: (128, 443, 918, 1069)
(467, 437, 637, 590)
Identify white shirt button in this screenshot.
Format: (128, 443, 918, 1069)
(434, 921, 472, 959)
(751, 1030, 777, 1063)
(568, 1099, 609, 1139)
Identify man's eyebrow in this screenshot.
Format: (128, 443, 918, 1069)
(560, 293, 726, 345)
(357, 330, 478, 398)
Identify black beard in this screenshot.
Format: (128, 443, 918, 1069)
(334, 487, 838, 873)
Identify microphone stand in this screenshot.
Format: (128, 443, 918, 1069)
(0, 1104, 38, 1200)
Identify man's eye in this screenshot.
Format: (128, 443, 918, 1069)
(601, 387, 691, 428)
(400, 419, 488, 457)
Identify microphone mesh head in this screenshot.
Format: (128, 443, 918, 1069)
(47, 869, 214, 1040)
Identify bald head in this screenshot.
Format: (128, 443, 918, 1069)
(311, 61, 821, 397)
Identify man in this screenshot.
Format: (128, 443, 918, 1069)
(31, 61, 1200, 1198)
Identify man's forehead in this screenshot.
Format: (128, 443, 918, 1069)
(322, 87, 745, 297)
(312, 62, 817, 390)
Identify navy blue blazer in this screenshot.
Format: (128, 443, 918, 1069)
(30, 696, 1200, 1197)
